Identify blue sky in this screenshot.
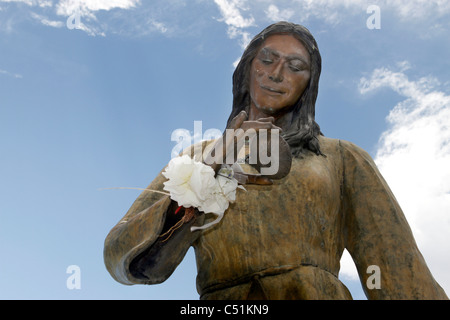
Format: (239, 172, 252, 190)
(0, 0, 449, 300)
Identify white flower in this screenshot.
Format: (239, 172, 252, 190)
(217, 167, 239, 203)
(162, 156, 242, 231)
(162, 155, 216, 209)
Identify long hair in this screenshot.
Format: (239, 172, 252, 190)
(226, 21, 324, 157)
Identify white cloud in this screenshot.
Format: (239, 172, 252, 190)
(288, 0, 450, 22)
(53, 0, 140, 36)
(150, 20, 167, 34)
(214, 0, 254, 29)
(214, 0, 255, 49)
(41, 18, 63, 27)
(0, 68, 23, 78)
(387, 0, 450, 20)
(353, 64, 450, 294)
(37, 0, 51, 7)
(1, 0, 141, 14)
(339, 249, 359, 281)
(209, 0, 447, 59)
(0, 0, 33, 5)
(0, 0, 52, 6)
(0, 0, 142, 36)
(213, 0, 450, 34)
(30, 12, 64, 27)
(265, 4, 294, 22)
(55, 0, 140, 16)
(3, 0, 449, 40)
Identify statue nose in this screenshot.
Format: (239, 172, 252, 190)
(268, 63, 283, 83)
(269, 74, 283, 83)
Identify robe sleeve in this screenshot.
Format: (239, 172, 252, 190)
(340, 140, 448, 299)
(103, 166, 204, 286)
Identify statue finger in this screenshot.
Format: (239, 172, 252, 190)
(228, 111, 248, 130)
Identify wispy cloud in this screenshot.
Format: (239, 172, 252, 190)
(354, 63, 450, 293)
(214, 0, 255, 49)
(0, 0, 141, 35)
(2, 0, 449, 40)
(0, 68, 23, 79)
(55, 0, 140, 16)
(207, 0, 450, 67)
(0, 0, 51, 6)
(0, 0, 33, 5)
(30, 12, 64, 28)
(53, 0, 141, 36)
(263, 0, 450, 24)
(265, 4, 294, 22)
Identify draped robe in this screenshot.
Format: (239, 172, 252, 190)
(103, 136, 447, 299)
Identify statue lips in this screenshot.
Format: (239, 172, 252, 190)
(260, 85, 285, 95)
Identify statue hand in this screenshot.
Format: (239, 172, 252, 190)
(231, 111, 292, 180)
(204, 110, 291, 185)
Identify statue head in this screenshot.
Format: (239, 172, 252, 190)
(226, 21, 323, 157)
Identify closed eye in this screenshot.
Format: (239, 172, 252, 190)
(288, 60, 307, 72)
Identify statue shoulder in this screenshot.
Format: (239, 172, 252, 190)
(316, 135, 376, 167)
(335, 138, 375, 162)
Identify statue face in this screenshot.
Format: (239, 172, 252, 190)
(249, 34, 311, 117)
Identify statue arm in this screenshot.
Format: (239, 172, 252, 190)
(103, 168, 203, 285)
(340, 140, 448, 299)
